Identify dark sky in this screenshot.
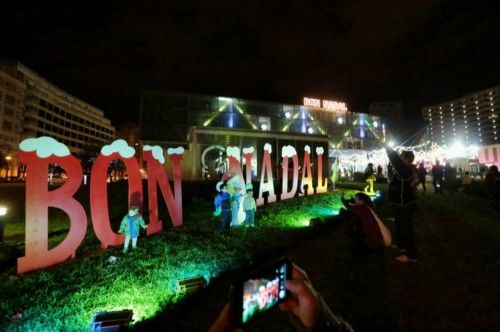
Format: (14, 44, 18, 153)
(1, 0, 498, 125)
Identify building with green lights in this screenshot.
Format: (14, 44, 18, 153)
(139, 90, 386, 180)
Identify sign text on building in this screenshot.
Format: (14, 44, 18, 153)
(303, 97, 347, 112)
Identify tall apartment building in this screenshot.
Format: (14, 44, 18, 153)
(0, 61, 115, 178)
(423, 86, 499, 146)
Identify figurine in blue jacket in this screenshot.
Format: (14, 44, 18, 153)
(119, 205, 147, 253)
(214, 181, 232, 233)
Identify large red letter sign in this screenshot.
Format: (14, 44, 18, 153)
(242, 147, 255, 185)
(257, 143, 276, 205)
(300, 145, 314, 195)
(17, 137, 86, 274)
(90, 140, 142, 248)
(226, 146, 246, 191)
(281, 145, 299, 200)
(143, 145, 184, 234)
(315, 147, 328, 193)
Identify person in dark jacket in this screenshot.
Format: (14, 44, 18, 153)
(444, 162, 457, 194)
(485, 165, 500, 210)
(417, 162, 427, 194)
(386, 146, 418, 263)
(431, 160, 444, 195)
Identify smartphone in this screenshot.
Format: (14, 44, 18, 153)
(230, 257, 291, 326)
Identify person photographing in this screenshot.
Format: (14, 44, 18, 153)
(385, 145, 418, 263)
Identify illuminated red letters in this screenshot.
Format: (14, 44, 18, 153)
(18, 151, 87, 274)
(90, 153, 142, 249)
(17, 138, 184, 274)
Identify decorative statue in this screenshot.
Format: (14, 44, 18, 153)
(227, 175, 246, 227)
(213, 181, 232, 233)
(118, 205, 147, 253)
(243, 182, 257, 227)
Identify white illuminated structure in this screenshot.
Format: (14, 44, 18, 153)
(423, 86, 499, 146)
(0, 206, 7, 216)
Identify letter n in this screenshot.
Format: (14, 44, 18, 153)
(144, 149, 183, 234)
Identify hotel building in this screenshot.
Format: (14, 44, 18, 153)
(0, 62, 115, 178)
(423, 86, 499, 146)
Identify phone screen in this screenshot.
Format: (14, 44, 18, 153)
(239, 259, 289, 324)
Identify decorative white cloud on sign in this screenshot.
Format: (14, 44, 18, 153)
(316, 147, 324, 155)
(304, 145, 311, 153)
(143, 145, 165, 164)
(242, 147, 255, 155)
(101, 139, 135, 158)
(264, 143, 272, 153)
(226, 146, 241, 161)
(19, 136, 70, 158)
(281, 145, 297, 158)
(167, 146, 185, 155)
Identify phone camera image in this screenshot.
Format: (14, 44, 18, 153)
(241, 263, 288, 324)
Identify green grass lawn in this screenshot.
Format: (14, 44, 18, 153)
(0, 182, 499, 331)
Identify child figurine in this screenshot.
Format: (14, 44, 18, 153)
(119, 205, 147, 253)
(243, 183, 257, 227)
(214, 181, 232, 233)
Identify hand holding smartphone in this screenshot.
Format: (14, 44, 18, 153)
(230, 257, 291, 326)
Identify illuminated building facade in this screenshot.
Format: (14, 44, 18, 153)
(0, 62, 115, 178)
(423, 86, 500, 146)
(140, 91, 385, 180)
(140, 91, 384, 150)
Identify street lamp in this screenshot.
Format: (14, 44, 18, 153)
(0, 206, 7, 243)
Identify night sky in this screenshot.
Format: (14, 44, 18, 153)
(1, 0, 498, 125)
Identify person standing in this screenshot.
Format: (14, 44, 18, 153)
(364, 163, 376, 194)
(462, 171, 472, 194)
(417, 162, 427, 194)
(386, 146, 418, 263)
(444, 162, 457, 194)
(485, 165, 500, 210)
(387, 164, 395, 182)
(431, 160, 444, 195)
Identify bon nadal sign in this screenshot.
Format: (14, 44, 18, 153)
(16, 137, 328, 274)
